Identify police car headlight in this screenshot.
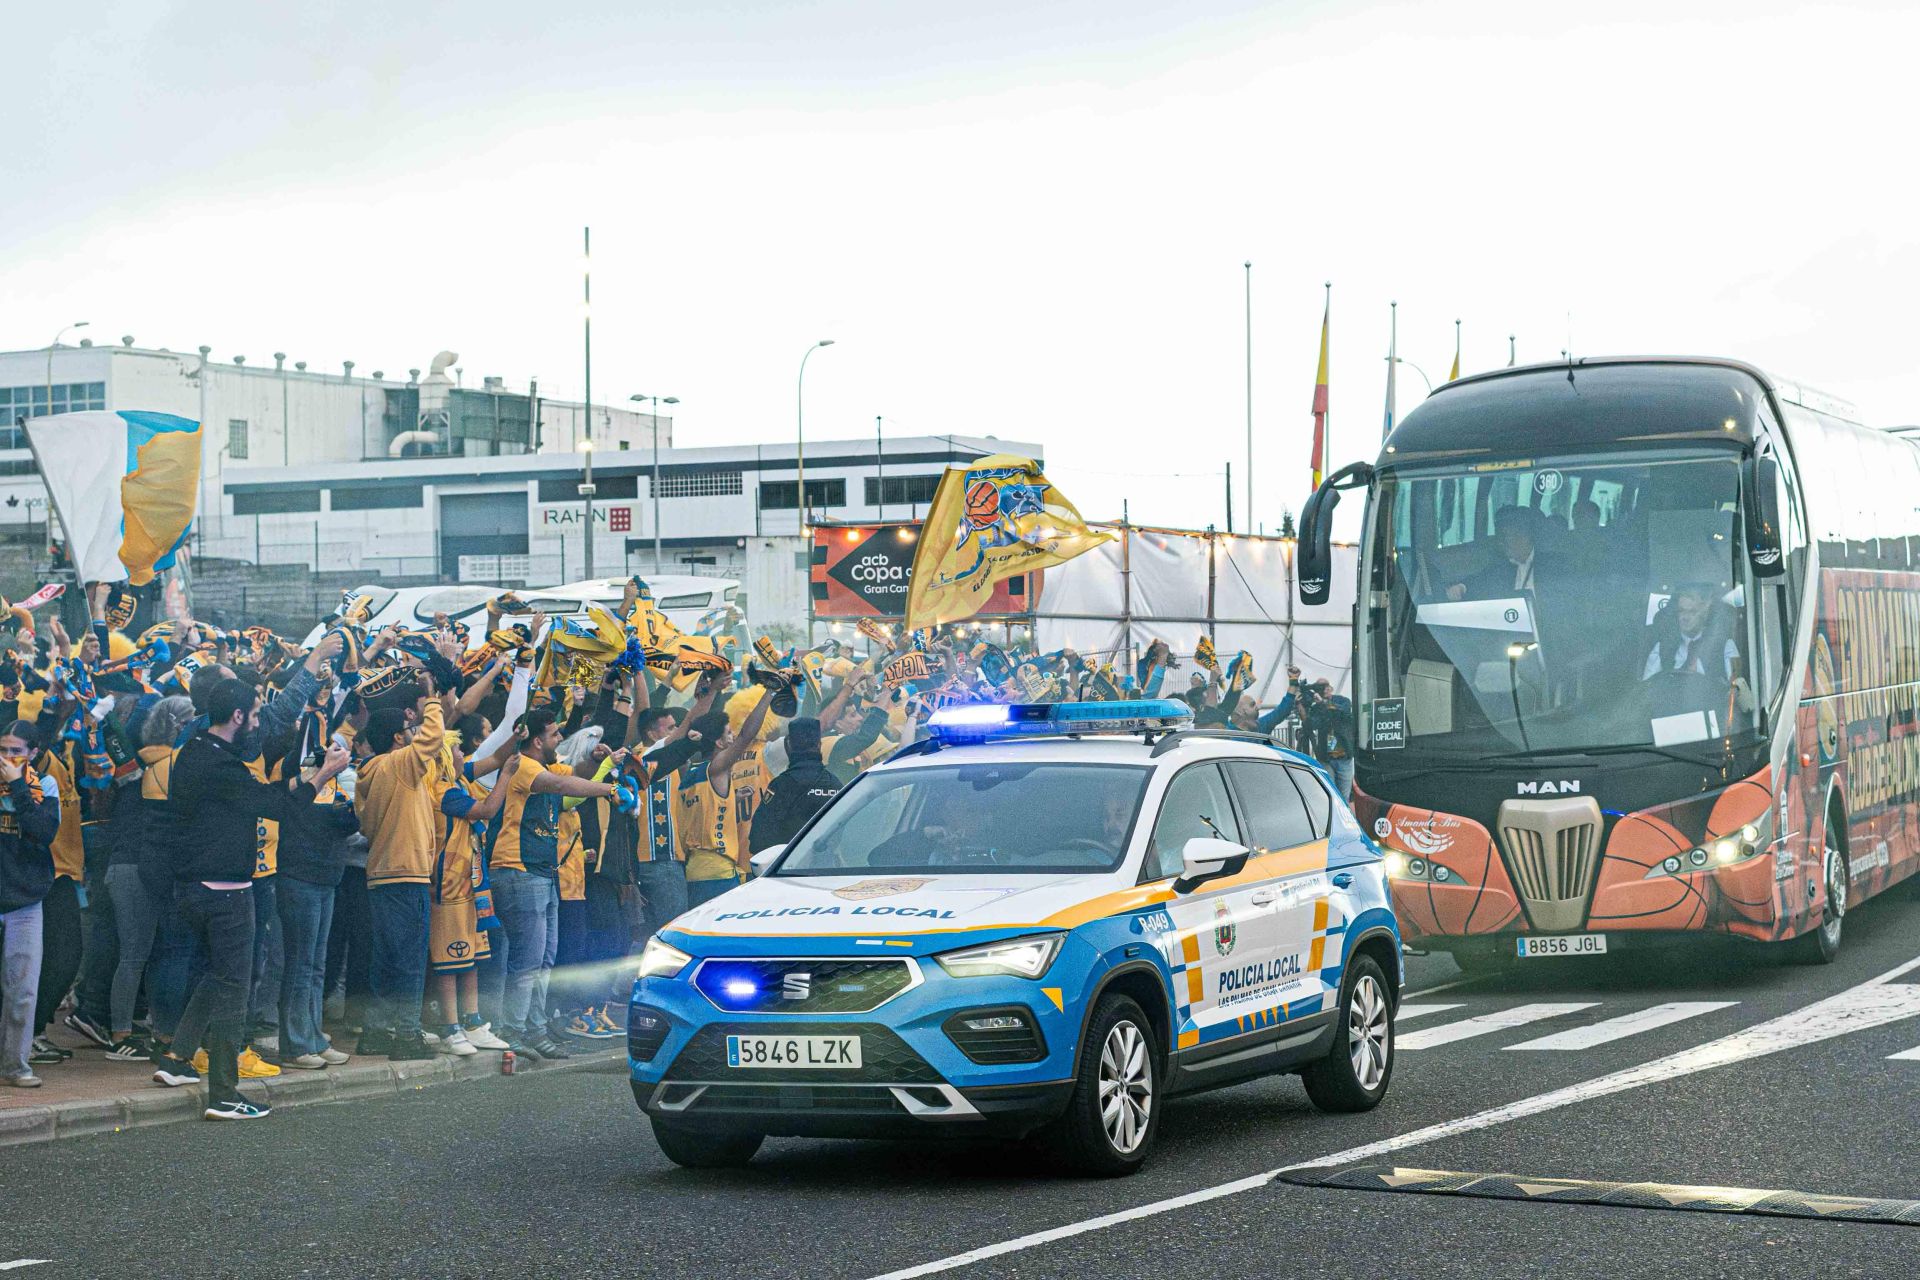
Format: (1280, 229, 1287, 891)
(637, 937, 693, 980)
(935, 934, 1064, 980)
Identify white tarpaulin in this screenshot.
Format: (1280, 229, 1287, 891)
(1034, 525, 1356, 707)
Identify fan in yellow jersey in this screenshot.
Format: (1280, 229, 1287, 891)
(426, 725, 511, 1056)
(488, 707, 622, 1061)
(677, 686, 776, 908)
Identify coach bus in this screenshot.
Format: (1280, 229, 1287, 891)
(1296, 356, 1919, 967)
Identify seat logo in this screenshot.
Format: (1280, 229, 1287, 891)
(782, 972, 812, 1001)
(1516, 780, 1581, 795)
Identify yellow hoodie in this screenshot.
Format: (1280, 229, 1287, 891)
(354, 699, 446, 887)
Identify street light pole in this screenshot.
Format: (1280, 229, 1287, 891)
(631, 392, 679, 576)
(46, 321, 89, 418)
(796, 339, 835, 534)
(1388, 356, 1435, 397)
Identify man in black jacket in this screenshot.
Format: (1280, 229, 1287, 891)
(154, 679, 349, 1120)
(748, 719, 841, 855)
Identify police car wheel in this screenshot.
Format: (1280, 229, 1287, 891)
(1302, 955, 1394, 1113)
(1043, 993, 1160, 1176)
(650, 1120, 764, 1169)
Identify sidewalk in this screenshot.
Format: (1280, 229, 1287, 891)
(0, 1020, 622, 1148)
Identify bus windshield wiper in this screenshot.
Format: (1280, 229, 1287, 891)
(1480, 742, 1725, 769)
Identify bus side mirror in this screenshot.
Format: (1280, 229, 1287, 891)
(1745, 452, 1785, 579)
(1298, 462, 1374, 606)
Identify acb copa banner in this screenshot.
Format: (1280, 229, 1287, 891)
(810, 522, 1032, 619)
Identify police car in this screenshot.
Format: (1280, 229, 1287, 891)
(628, 699, 1402, 1174)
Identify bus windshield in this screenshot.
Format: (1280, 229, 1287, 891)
(1358, 451, 1768, 758)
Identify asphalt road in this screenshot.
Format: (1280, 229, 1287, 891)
(8, 881, 1920, 1279)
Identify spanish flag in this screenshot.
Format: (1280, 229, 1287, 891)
(23, 410, 202, 585)
(905, 454, 1109, 632)
(1310, 285, 1330, 488)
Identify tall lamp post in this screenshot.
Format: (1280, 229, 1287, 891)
(577, 438, 596, 580)
(582, 225, 595, 578)
(630, 393, 678, 575)
(796, 339, 835, 533)
(46, 321, 90, 416)
(1388, 356, 1435, 397)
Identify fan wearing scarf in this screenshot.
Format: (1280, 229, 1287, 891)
(423, 719, 512, 1058)
(485, 706, 621, 1062)
(350, 666, 447, 1060)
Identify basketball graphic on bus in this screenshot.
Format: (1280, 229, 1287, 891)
(1811, 632, 1839, 765)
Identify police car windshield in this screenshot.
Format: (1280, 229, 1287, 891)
(776, 762, 1150, 875)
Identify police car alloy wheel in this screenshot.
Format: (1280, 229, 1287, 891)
(1044, 993, 1160, 1176)
(1301, 955, 1394, 1113)
(650, 1120, 764, 1169)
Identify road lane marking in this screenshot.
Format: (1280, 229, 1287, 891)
(1281, 1165, 1920, 1225)
(1397, 1003, 1596, 1050)
(864, 954, 1920, 1280)
(0, 1264, 50, 1272)
(1394, 1004, 1463, 1022)
(1401, 976, 1486, 1000)
(1888, 1044, 1920, 1060)
(1504, 1001, 1738, 1051)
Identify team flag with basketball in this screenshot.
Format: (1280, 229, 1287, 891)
(904, 453, 1110, 632)
(24, 410, 203, 585)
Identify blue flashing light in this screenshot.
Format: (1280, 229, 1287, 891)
(723, 979, 758, 999)
(926, 699, 1193, 743)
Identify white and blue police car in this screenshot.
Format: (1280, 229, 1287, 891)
(628, 699, 1403, 1174)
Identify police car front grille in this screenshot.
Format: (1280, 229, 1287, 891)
(690, 959, 915, 1015)
(667, 1023, 942, 1084)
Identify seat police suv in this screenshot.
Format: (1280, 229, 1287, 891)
(628, 699, 1404, 1175)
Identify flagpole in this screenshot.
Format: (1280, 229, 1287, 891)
(1383, 300, 1398, 442)
(1509, 334, 1517, 367)
(1243, 261, 1253, 532)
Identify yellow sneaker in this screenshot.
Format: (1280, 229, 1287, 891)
(238, 1048, 281, 1078)
(189, 1048, 281, 1078)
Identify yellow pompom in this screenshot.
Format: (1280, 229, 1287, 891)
(725, 685, 769, 736)
(107, 630, 137, 661)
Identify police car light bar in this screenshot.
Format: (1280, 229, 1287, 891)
(926, 699, 1193, 742)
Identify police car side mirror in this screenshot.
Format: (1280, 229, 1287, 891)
(748, 845, 786, 877)
(1173, 837, 1251, 895)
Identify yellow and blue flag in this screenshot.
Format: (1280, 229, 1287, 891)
(904, 453, 1109, 632)
(24, 410, 202, 585)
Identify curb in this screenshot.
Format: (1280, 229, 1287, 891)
(0, 1045, 623, 1148)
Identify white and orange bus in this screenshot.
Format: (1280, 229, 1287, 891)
(1297, 357, 1917, 967)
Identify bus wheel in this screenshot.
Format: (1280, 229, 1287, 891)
(1789, 833, 1847, 965)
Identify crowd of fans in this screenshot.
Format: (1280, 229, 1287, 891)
(0, 577, 1343, 1119)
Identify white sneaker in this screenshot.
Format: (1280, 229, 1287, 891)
(319, 1047, 350, 1065)
(462, 1023, 510, 1051)
(282, 1053, 329, 1070)
(252, 1035, 280, 1055)
(435, 1029, 479, 1056)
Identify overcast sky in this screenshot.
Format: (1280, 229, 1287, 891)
(7, 0, 1919, 533)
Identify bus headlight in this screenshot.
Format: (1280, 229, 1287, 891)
(1644, 811, 1773, 879)
(1383, 850, 1457, 884)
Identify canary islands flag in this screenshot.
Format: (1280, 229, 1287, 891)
(24, 410, 202, 585)
(905, 453, 1109, 632)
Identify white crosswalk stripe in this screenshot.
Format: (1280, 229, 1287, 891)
(1397, 1002, 1597, 1050)
(1887, 1044, 1920, 1061)
(1502, 1001, 1738, 1051)
(1393, 1004, 1462, 1022)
